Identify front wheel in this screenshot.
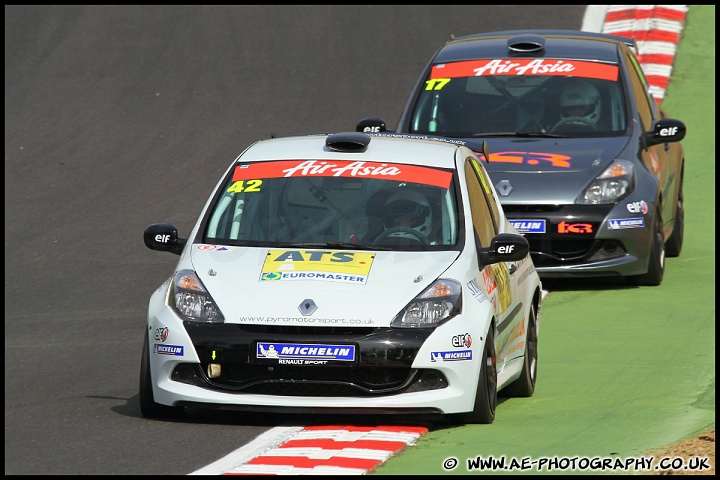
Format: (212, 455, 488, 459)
(665, 172, 684, 257)
(139, 332, 184, 419)
(501, 302, 538, 398)
(630, 207, 665, 286)
(451, 327, 497, 424)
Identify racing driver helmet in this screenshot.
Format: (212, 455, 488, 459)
(558, 79, 602, 127)
(382, 189, 432, 235)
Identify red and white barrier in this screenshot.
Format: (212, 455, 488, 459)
(583, 5, 688, 103)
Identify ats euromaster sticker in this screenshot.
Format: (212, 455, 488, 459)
(260, 249, 375, 284)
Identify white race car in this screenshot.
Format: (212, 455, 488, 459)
(141, 131, 543, 424)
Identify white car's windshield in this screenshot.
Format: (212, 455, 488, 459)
(410, 59, 628, 137)
(204, 159, 459, 250)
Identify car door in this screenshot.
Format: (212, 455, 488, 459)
(624, 47, 677, 225)
(464, 154, 523, 372)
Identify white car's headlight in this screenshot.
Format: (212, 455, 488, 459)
(391, 279, 462, 328)
(170, 270, 225, 324)
(577, 159, 635, 204)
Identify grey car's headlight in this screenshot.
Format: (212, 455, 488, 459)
(391, 279, 462, 328)
(170, 270, 225, 324)
(576, 159, 635, 204)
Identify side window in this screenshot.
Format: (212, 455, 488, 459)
(464, 156, 498, 247)
(471, 157, 502, 225)
(625, 50, 655, 129)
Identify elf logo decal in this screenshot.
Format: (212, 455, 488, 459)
(558, 221, 593, 234)
(260, 250, 375, 284)
(626, 200, 648, 214)
(154, 327, 169, 342)
(452, 333, 472, 348)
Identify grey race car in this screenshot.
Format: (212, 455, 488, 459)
(358, 30, 686, 286)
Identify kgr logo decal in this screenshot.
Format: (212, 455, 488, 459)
(475, 151, 572, 169)
(558, 221, 593, 234)
(260, 250, 375, 284)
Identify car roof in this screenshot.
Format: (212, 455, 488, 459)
(238, 132, 465, 169)
(432, 29, 632, 65)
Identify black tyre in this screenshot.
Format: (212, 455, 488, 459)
(632, 207, 665, 286)
(665, 172, 684, 257)
(501, 302, 538, 398)
(453, 327, 497, 424)
(139, 332, 184, 419)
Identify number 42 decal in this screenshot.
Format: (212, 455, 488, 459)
(227, 179, 262, 193)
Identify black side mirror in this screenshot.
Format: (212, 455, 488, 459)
(356, 117, 386, 133)
(478, 233, 529, 265)
(643, 118, 686, 147)
(143, 223, 187, 255)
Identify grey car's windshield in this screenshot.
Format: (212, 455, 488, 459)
(410, 59, 628, 137)
(203, 159, 459, 251)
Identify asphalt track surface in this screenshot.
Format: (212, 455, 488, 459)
(5, 5, 715, 475)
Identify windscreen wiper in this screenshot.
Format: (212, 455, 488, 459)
(284, 242, 391, 251)
(471, 131, 566, 138)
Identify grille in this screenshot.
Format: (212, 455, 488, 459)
(502, 204, 615, 266)
(173, 364, 447, 397)
(527, 238, 601, 265)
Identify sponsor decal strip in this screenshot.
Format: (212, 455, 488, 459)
(431, 59, 619, 81)
(232, 160, 452, 189)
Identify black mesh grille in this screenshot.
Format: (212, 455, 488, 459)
(526, 237, 601, 264)
(174, 364, 448, 397)
(502, 204, 615, 266)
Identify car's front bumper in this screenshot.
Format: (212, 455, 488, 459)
(503, 203, 652, 278)
(147, 301, 488, 416)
